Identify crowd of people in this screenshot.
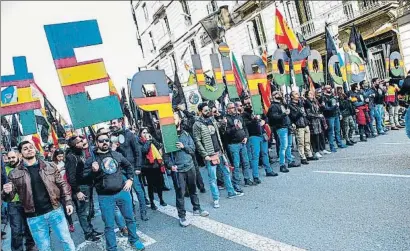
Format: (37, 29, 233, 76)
(1, 74, 410, 251)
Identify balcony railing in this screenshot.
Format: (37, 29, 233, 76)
(294, 0, 395, 40)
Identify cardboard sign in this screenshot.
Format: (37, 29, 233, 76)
(1, 56, 41, 135)
(44, 19, 123, 129)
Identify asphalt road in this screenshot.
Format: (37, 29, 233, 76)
(2, 129, 409, 251)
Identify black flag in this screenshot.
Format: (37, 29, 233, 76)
(349, 24, 368, 60)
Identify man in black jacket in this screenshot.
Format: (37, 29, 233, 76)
(83, 132, 145, 251)
(243, 97, 278, 183)
(65, 136, 101, 241)
(110, 118, 148, 221)
(289, 91, 318, 165)
(373, 78, 387, 135)
(223, 102, 251, 192)
(267, 91, 300, 173)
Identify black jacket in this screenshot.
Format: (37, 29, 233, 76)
(116, 129, 141, 171)
(374, 87, 385, 105)
(224, 113, 248, 144)
(243, 109, 266, 137)
(320, 94, 339, 118)
(267, 101, 291, 130)
(65, 148, 91, 194)
(288, 101, 308, 128)
(83, 150, 133, 195)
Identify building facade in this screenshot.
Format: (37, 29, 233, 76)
(132, 0, 408, 87)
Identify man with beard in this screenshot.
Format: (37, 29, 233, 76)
(110, 118, 148, 221)
(164, 112, 209, 227)
(83, 132, 145, 251)
(223, 102, 252, 192)
(2, 141, 75, 251)
(373, 78, 387, 135)
(320, 85, 347, 152)
(267, 91, 300, 173)
(193, 103, 243, 209)
(65, 136, 101, 241)
(243, 96, 278, 183)
(5, 150, 37, 251)
(289, 91, 318, 165)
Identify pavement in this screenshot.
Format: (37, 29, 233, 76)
(2, 129, 410, 251)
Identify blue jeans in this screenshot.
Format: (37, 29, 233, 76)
(374, 104, 385, 133)
(276, 128, 294, 166)
(132, 174, 148, 216)
(98, 190, 140, 251)
(26, 207, 75, 251)
(114, 206, 126, 229)
(205, 154, 236, 201)
(368, 107, 376, 135)
(227, 143, 251, 189)
(326, 116, 343, 150)
(247, 136, 273, 178)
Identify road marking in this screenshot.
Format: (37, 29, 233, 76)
(157, 203, 306, 251)
(315, 153, 400, 162)
(313, 171, 410, 178)
(76, 227, 156, 251)
(381, 142, 410, 145)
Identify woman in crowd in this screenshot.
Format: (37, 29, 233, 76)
(305, 90, 327, 158)
(52, 149, 75, 232)
(138, 127, 167, 210)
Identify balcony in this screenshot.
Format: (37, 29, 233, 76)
(294, 0, 398, 41)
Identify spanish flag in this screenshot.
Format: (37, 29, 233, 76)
(261, 50, 268, 67)
(275, 9, 302, 51)
(108, 78, 120, 101)
(32, 133, 44, 155)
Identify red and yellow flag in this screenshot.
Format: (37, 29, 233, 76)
(261, 50, 268, 67)
(32, 133, 44, 154)
(108, 79, 120, 101)
(275, 9, 302, 51)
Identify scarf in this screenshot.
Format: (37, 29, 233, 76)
(141, 137, 163, 164)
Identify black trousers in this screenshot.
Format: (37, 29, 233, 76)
(8, 202, 37, 251)
(142, 168, 164, 203)
(311, 134, 320, 153)
(191, 153, 205, 190)
(172, 168, 201, 218)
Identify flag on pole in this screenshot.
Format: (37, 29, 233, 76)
(275, 9, 302, 51)
(108, 79, 121, 101)
(32, 133, 44, 155)
(261, 50, 268, 67)
(348, 24, 368, 60)
(232, 52, 247, 96)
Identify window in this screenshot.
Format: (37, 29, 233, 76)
(246, 15, 267, 54)
(180, 0, 192, 26)
(148, 32, 156, 52)
(142, 3, 149, 21)
(190, 39, 198, 54)
(207, 0, 218, 14)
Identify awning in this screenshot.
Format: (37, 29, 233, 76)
(363, 23, 395, 40)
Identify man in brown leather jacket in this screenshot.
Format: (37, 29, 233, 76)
(2, 141, 75, 251)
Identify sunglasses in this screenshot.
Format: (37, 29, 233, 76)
(98, 138, 110, 143)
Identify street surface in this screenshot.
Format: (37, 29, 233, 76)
(2, 130, 409, 251)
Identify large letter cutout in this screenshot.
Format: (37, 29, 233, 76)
(218, 42, 239, 99)
(191, 54, 225, 101)
(307, 50, 324, 84)
(290, 47, 310, 87)
(349, 54, 366, 83)
(242, 55, 269, 115)
(328, 55, 346, 86)
(44, 20, 123, 129)
(389, 51, 405, 78)
(272, 49, 291, 86)
(1, 56, 41, 135)
(130, 70, 178, 153)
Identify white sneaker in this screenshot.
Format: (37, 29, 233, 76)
(213, 200, 220, 208)
(315, 152, 323, 158)
(322, 150, 331, 154)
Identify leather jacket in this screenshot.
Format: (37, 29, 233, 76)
(2, 159, 72, 214)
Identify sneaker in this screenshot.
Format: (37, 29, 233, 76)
(199, 188, 206, 193)
(120, 227, 129, 237)
(140, 212, 149, 221)
(69, 224, 75, 232)
(213, 200, 220, 208)
(322, 150, 331, 154)
(244, 179, 256, 186)
(150, 203, 158, 210)
(218, 185, 225, 190)
(338, 144, 347, 148)
(228, 192, 244, 199)
(307, 156, 319, 161)
(85, 233, 100, 242)
(193, 209, 209, 217)
(179, 218, 190, 227)
(234, 187, 244, 193)
(280, 165, 289, 173)
(266, 172, 278, 177)
(92, 230, 103, 237)
(160, 200, 167, 207)
(132, 240, 145, 251)
(288, 161, 301, 168)
(254, 177, 262, 184)
(301, 159, 309, 165)
(314, 152, 323, 158)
